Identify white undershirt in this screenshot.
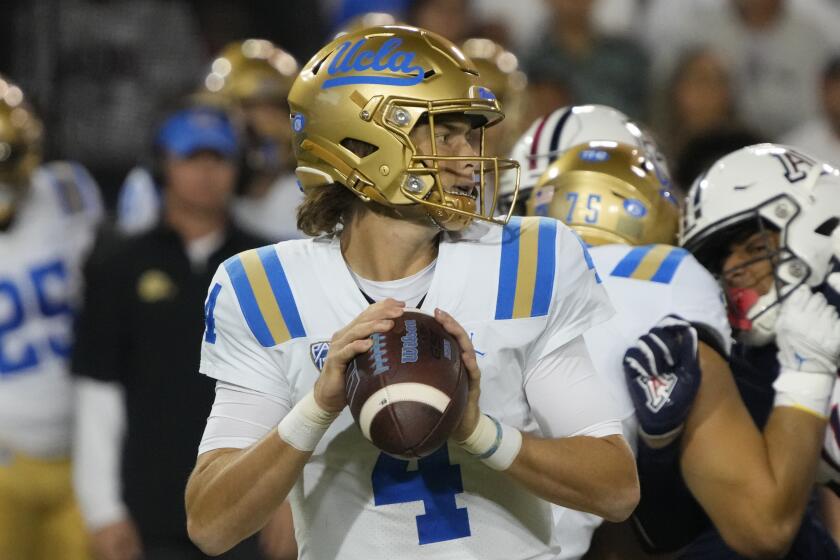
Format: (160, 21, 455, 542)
(347, 259, 436, 308)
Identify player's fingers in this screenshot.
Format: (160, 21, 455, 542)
(657, 314, 691, 330)
(325, 338, 374, 371)
(636, 336, 664, 376)
(434, 308, 474, 353)
(333, 301, 404, 340)
(623, 355, 649, 381)
(434, 308, 480, 381)
(360, 298, 406, 322)
(646, 331, 675, 367)
(462, 348, 480, 382)
(331, 319, 394, 348)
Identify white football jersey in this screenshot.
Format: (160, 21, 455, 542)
(0, 162, 101, 457)
(552, 242, 731, 559)
(200, 216, 613, 560)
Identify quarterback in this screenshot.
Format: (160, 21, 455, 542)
(185, 26, 638, 559)
(0, 76, 101, 559)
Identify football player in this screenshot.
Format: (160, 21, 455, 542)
(0, 75, 102, 559)
(522, 140, 726, 559)
(184, 25, 639, 559)
(501, 104, 670, 217)
(619, 144, 840, 558)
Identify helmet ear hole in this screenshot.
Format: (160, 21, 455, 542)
(340, 138, 378, 158)
(815, 217, 840, 236)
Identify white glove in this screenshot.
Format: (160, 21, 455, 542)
(774, 286, 840, 418)
(776, 286, 840, 376)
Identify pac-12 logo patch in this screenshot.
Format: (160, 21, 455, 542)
(310, 341, 330, 371)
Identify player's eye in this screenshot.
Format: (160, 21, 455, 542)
(746, 242, 769, 255)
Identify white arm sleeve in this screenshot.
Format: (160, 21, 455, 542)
(198, 381, 291, 456)
(525, 335, 624, 439)
(72, 378, 128, 530)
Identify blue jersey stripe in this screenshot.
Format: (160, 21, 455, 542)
(650, 247, 690, 284)
(610, 245, 656, 278)
(531, 218, 557, 317)
(257, 246, 306, 339)
(223, 255, 275, 347)
(45, 172, 73, 215)
(495, 216, 522, 320)
(574, 233, 602, 284)
(204, 283, 223, 343)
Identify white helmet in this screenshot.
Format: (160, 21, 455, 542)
(500, 104, 671, 213)
(681, 143, 840, 345)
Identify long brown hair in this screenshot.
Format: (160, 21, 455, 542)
(296, 183, 363, 236)
(295, 138, 378, 236)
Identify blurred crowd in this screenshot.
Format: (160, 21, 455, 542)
(3, 0, 840, 203)
(3, 0, 840, 559)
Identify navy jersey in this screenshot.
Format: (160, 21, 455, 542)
(634, 342, 840, 558)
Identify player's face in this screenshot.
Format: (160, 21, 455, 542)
(721, 230, 780, 297)
(164, 150, 237, 214)
(410, 115, 480, 200)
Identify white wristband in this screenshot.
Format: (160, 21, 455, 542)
(457, 414, 523, 471)
(277, 391, 338, 452)
(773, 368, 836, 420)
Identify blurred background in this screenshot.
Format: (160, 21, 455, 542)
(3, 0, 840, 207)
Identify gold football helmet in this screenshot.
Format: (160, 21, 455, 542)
(459, 38, 526, 155)
(527, 141, 678, 246)
(287, 25, 520, 231)
(0, 75, 43, 224)
(202, 39, 299, 105)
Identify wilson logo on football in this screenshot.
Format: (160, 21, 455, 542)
(310, 341, 330, 372)
(323, 38, 425, 89)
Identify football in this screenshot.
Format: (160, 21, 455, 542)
(344, 310, 468, 459)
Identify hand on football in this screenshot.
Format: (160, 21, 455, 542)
(434, 308, 481, 442)
(623, 315, 701, 443)
(314, 298, 405, 413)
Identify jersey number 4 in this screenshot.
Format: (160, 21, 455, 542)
(372, 445, 471, 545)
(0, 260, 72, 376)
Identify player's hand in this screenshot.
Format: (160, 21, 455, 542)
(434, 308, 481, 442)
(89, 518, 143, 560)
(623, 315, 701, 441)
(777, 286, 840, 376)
(314, 298, 405, 413)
